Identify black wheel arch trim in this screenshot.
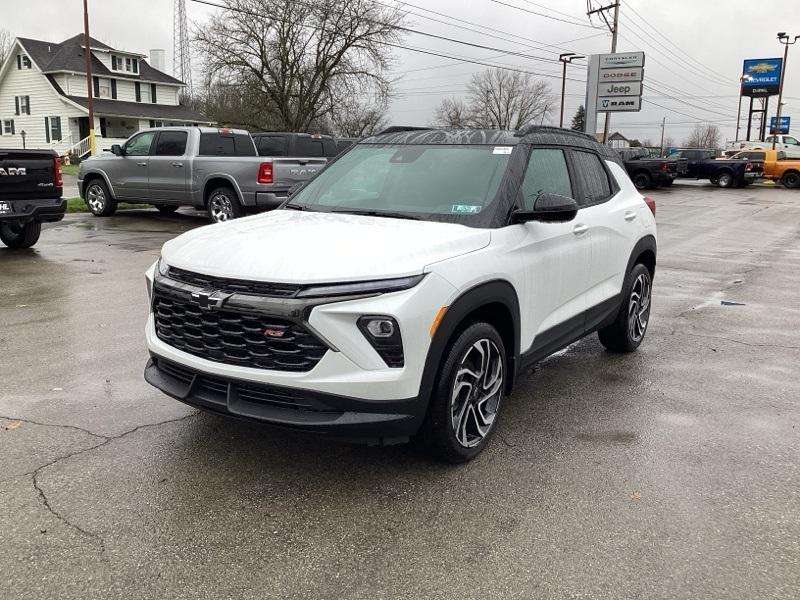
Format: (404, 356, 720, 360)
(626, 234, 657, 278)
(417, 279, 521, 409)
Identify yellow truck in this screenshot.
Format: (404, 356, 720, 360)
(729, 149, 800, 188)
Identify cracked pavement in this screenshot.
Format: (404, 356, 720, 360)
(1, 186, 799, 599)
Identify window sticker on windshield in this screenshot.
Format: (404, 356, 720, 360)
(451, 204, 482, 214)
(493, 146, 513, 155)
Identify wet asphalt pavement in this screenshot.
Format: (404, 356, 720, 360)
(1, 183, 798, 599)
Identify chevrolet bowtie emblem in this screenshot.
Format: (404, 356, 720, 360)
(191, 290, 231, 310)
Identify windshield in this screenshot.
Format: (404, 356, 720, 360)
(287, 144, 512, 221)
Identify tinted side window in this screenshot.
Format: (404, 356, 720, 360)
(199, 133, 235, 156)
(295, 137, 324, 157)
(322, 139, 338, 157)
(124, 131, 156, 156)
(520, 149, 573, 209)
(257, 136, 288, 157)
(154, 131, 187, 156)
(233, 133, 256, 156)
(571, 150, 612, 205)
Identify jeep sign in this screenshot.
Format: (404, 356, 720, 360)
(599, 82, 642, 97)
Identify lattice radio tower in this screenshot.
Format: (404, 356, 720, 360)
(173, 0, 192, 96)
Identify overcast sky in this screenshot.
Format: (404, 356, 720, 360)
(9, 0, 800, 144)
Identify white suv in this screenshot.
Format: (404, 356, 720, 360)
(144, 127, 657, 462)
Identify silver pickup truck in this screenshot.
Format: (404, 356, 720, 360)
(77, 127, 326, 222)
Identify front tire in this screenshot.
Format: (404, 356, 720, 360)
(781, 171, 800, 189)
(207, 186, 244, 223)
(598, 263, 652, 353)
(0, 221, 42, 249)
(84, 179, 117, 216)
(417, 322, 506, 463)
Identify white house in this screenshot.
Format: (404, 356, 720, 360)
(0, 33, 211, 157)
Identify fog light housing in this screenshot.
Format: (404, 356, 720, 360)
(358, 315, 404, 368)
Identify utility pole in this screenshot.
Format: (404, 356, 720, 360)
(587, 1, 620, 143)
(659, 117, 666, 156)
(559, 53, 584, 128)
(736, 75, 751, 142)
(83, 0, 96, 155)
(773, 32, 798, 149)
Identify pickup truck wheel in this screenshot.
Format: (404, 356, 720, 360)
(0, 220, 42, 249)
(207, 186, 244, 222)
(156, 205, 179, 214)
(716, 171, 734, 188)
(85, 179, 117, 216)
(416, 322, 506, 463)
(632, 172, 652, 190)
(781, 171, 800, 189)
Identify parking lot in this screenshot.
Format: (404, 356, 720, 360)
(1, 182, 798, 599)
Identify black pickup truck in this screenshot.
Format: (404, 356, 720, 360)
(617, 147, 688, 189)
(666, 148, 763, 188)
(0, 149, 65, 248)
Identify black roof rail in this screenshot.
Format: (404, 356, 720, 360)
(377, 126, 435, 135)
(514, 124, 596, 142)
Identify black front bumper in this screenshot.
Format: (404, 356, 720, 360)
(144, 355, 427, 444)
(0, 197, 66, 223)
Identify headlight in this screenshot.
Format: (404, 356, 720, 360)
(358, 315, 404, 368)
(296, 274, 424, 299)
(157, 257, 170, 278)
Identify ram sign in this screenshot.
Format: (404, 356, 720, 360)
(742, 58, 783, 97)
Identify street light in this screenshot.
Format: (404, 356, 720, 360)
(773, 32, 799, 149)
(736, 74, 752, 142)
(559, 53, 585, 128)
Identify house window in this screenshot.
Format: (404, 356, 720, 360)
(111, 79, 117, 100)
(16, 55, 32, 69)
(132, 59, 139, 74)
(149, 120, 164, 128)
(151, 84, 157, 104)
(135, 82, 141, 102)
(2, 119, 15, 135)
(93, 76, 99, 97)
(112, 55, 119, 70)
(45, 116, 62, 143)
(15, 96, 31, 115)
(124, 57, 139, 73)
(93, 77, 110, 98)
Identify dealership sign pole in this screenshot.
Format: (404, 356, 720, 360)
(584, 52, 645, 140)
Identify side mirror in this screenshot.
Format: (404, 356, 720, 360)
(512, 193, 578, 224)
(111, 144, 123, 156)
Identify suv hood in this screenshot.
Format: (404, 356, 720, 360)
(161, 210, 490, 284)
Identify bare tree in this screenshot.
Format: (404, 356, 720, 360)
(466, 68, 553, 130)
(0, 28, 13, 70)
(329, 92, 389, 137)
(683, 124, 721, 149)
(432, 97, 471, 128)
(194, 0, 403, 132)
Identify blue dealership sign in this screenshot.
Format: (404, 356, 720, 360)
(742, 58, 783, 97)
(770, 116, 791, 134)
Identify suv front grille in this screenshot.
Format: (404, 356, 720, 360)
(153, 293, 328, 372)
(167, 266, 301, 298)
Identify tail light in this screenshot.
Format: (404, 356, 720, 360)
(218, 128, 232, 134)
(659, 162, 668, 172)
(53, 157, 63, 188)
(745, 162, 753, 172)
(257, 161, 273, 184)
(644, 196, 656, 217)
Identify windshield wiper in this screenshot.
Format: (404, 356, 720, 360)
(331, 208, 420, 220)
(283, 203, 307, 211)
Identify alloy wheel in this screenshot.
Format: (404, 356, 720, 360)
(209, 194, 234, 222)
(86, 184, 106, 213)
(450, 338, 504, 448)
(628, 271, 652, 343)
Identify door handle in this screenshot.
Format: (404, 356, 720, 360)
(136, 161, 146, 167)
(172, 162, 183, 167)
(624, 211, 637, 222)
(573, 224, 589, 235)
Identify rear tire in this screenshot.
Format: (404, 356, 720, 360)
(156, 205, 179, 214)
(598, 263, 652, 353)
(84, 179, 117, 216)
(416, 322, 507, 463)
(781, 171, 800, 189)
(207, 186, 244, 223)
(632, 172, 653, 190)
(0, 220, 42, 249)
(716, 171, 734, 188)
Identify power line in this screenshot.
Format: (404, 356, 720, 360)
(487, 0, 600, 29)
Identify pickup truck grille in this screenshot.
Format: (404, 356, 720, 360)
(153, 292, 328, 372)
(167, 266, 301, 298)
